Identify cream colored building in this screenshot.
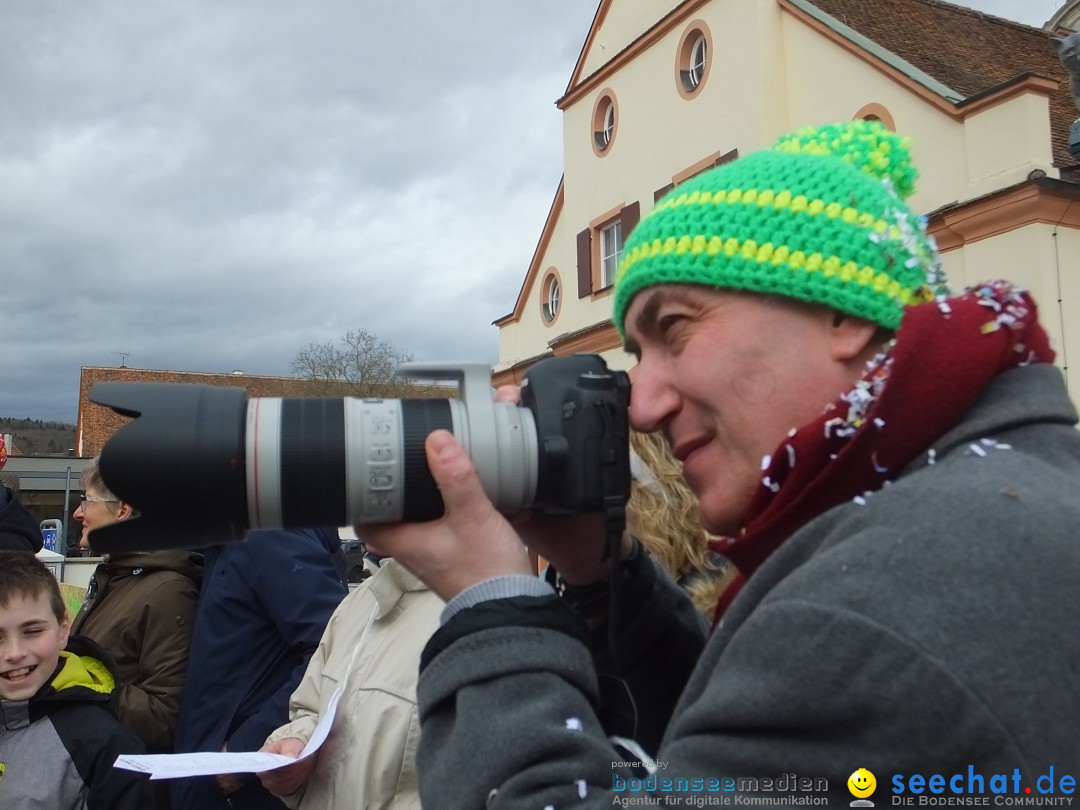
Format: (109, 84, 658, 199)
(495, 0, 1080, 401)
(1050, 0, 1080, 30)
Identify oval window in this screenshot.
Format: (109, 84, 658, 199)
(591, 91, 618, 156)
(676, 23, 712, 99)
(541, 270, 562, 324)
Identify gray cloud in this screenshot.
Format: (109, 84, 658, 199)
(2, 0, 594, 422)
(962, 0, 1058, 25)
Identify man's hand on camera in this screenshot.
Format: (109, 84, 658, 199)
(362, 429, 534, 602)
(494, 383, 629, 586)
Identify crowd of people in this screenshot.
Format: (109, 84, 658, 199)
(0, 119, 1077, 809)
(0, 430, 719, 809)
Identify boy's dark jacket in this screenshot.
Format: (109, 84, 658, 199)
(0, 635, 151, 809)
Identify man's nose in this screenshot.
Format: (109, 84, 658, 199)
(628, 362, 679, 432)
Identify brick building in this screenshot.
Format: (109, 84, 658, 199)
(77, 366, 450, 458)
(77, 367, 350, 458)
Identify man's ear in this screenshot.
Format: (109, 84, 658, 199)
(115, 501, 135, 521)
(828, 311, 884, 364)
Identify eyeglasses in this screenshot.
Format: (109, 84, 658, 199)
(79, 495, 118, 504)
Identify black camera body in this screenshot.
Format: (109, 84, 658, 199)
(89, 354, 630, 554)
(522, 355, 631, 516)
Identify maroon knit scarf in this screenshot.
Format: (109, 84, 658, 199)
(709, 282, 1054, 622)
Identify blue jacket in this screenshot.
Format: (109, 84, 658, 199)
(170, 528, 346, 810)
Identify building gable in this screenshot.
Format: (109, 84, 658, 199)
(560, 0, 711, 111)
(495, 180, 564, 326)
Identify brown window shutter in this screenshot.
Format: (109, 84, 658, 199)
(620, 201, 640, 236)
(715, 148, 738, 167)
(576, 228, 593, 298)
(654, 184, 674, 203)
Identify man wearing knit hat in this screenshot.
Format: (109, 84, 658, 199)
(364, 121, 1080, 806)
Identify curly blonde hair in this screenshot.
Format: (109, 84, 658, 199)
(627, 431, 733, 617)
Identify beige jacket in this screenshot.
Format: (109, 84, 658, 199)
(265, 558, 443, 810)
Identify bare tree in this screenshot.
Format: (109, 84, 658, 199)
(291, 329, 417, 397)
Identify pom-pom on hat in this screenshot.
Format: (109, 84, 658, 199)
(612, 120, 945, 337)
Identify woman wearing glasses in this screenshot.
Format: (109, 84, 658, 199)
(71, 458, 202, 793)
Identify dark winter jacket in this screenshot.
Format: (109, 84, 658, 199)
(0, 635, 151, 809)
(0, 486, 41, 552)
(170, 528, 346, 810)
(71, 550, 203, 751)
(413, 363, 1080, 807)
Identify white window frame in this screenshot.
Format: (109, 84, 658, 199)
(602, 104, 615, 146)
(601, 220, 623, 288)
(687, 34, 707, 89)
(543, 276, 560, 322)
(595, 102, 615, 149)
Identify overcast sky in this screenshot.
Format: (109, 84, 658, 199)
(0, 0, 1061, 423)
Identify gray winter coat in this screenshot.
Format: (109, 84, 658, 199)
(414, 363, 1080, 808)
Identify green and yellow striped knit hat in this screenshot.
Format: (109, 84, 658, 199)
(612, 120, 944, 337)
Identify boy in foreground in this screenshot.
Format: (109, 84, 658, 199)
(0, 550, 150, 809)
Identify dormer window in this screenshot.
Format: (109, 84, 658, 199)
(854, 103, 896, 131)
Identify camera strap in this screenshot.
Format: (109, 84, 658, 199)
(594, 395, 633, 721)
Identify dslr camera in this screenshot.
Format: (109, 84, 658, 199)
(88, 354, 631, 553)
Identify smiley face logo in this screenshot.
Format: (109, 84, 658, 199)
(848, 768, 877, 798)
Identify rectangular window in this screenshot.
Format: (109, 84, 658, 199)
(600, 220, 623, 289)
(583, 202, 637, 297)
